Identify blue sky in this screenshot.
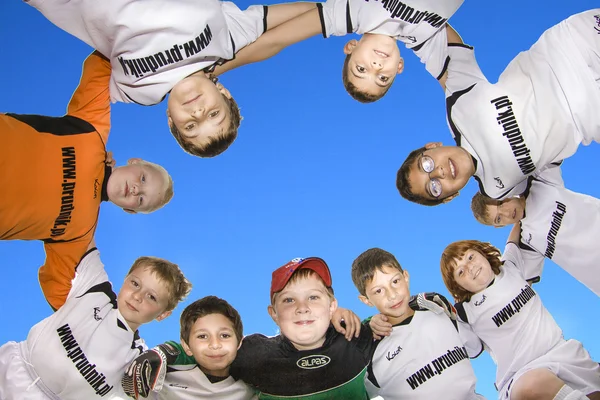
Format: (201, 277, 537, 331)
(2, 0, 600, 397)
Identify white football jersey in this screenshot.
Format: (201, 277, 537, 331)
(319, 0, 463, 78)
(151, 364, 256, 400)
(367, 310, 480, 399)
(445, 9, 600, 199)
(27, 0, 266, 105)
(455, 243, 563, 391)
(519, 165, 600, 296)
(22, 249, 145, 399)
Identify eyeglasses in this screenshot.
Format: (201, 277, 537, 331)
(420, 154, 442, 198)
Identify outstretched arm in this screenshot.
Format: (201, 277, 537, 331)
(438, 24, 464, 90)
(213, 6, 323, 76)
(265, 2, 319, 30)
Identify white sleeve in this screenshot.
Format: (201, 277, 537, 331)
(319, 0, 352, 38)
(457, 320, 484, 359)
(497, 179, 529, 200)
(501, 242, 527, 278)
(518, 243, 545, 282)
(67, 249, 109, 300)
(411, 26, 450, 80)
(445, 44, 488, 97)
(534, 163, 565, 188)
(222, 2, 267, 53)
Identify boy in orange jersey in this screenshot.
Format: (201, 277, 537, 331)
(0, 51, 174, 311)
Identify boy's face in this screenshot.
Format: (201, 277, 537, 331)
(268, 274, 337, 351)
(107, 159, 168, 213)
(359, 265, 413, 325)
(407, 145, 474, 203)
(486, 197, 525, 227)
(117, 266, 172, 331)
(167, 72, 232, 148)
(452, 249, 495, 294)
(344, 34, 403, 98)
(182, 313, 240, 377)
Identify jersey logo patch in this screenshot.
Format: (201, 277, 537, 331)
(474, 294, 486, 307)
(594, 14, 600, 33)
(93, 307, 102, 321)
(296, 355, 330, 369)
(494, 177, 505, 189)
(386, 345, 403, 361)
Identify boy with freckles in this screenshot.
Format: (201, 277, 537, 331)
(0, 240, 191, 399)
(0, 51, 174, 311)
(353, 247, 484, 399)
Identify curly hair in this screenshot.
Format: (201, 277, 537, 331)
(440, 240, 503, 302)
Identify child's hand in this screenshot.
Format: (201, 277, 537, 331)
(331, 307, 361, 341)
(369, 314, 392, 340)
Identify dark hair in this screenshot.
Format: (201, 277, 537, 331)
(351, 248, 404, 296)
(471, 192, 499, 225)
(396, 146, 447, 206)
(169, 94, 242, 158)
(342, 54, 392, 103)
(180, 296, 243, 344)
(440, 240, 503, 302)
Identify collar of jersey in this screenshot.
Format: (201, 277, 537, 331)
(101, 165, 111, 202)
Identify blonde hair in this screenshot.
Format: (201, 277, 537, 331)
(128, 256, 192, 311)
(440, 240, 503, 302)
(271, 269, 335, 305)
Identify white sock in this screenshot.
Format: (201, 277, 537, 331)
(553, 385, 588, 400)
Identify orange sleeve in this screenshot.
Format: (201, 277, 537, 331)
(39, 230, 95, 310)
(67, 51, 111, 144)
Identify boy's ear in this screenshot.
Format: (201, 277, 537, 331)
(396, 57, 405, 75)
(237, 336, 244, 351)
(216, 82, 232, 99)
(155, 310, 172, 322)
(180, 338, 194, 357)
(166, 109, 174, 127)
(127, 157, 143, 165)
(123, 208, 138, 214)
(358, 295, 373, 307)
(403, 270, 410, 288)
(343, 39, 358, 55)
(442, 192, 459, 203)
(267, 305, 278, 325)
(328, 298, 338, 317)
(424, 142, 442, 149)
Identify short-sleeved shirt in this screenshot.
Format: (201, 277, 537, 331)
(319, 0, 463, 78)
(152, 364, 256, 400)
(27, 0, 267, 105)
(366, 310, 480, 399)
(0, 52, 111, 310)
(455, 243, 564, 391)
(22, 249, 145, 399)
(518, 164, 600, 296)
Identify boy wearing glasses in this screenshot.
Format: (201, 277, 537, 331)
(397, 10, 600, 205)
(470, 164, 600, 296)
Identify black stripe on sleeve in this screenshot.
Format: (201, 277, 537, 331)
(436, 55, 450, 81)
(317, 3, 326, 38)
(6, 113, 96, 135)
(262, 5, 268, 33)
(345, 0, 353, 33)
(448, 43, 474, 50)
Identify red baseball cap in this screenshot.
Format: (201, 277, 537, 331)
(270, 257, 332, 299)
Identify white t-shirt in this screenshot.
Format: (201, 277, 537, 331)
(152, 364, 256, 400)
(367, 310, 480, 399)
(319, 0, 463, 78)
(23, 249, 145, 399)
(455, 243, 564, 391)
(27, 0, 266, 105)
(445, 8, 600, 200)
(519, 164, 600, 296)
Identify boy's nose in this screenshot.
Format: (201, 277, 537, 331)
(130, 184, 139, 195)
(430, 165, 445, 179)
(371, 60, 382, 69)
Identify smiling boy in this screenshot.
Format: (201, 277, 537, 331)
(398, 9, 600, 204)
(352, 248, 483, 399)
(471, 164, 600, 296)
(0, 241, 191, 399)
(212, 0, 463, 104)
(0, 51, 174, 310)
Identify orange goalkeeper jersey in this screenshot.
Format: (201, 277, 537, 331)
(0, 52, 111, 310)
